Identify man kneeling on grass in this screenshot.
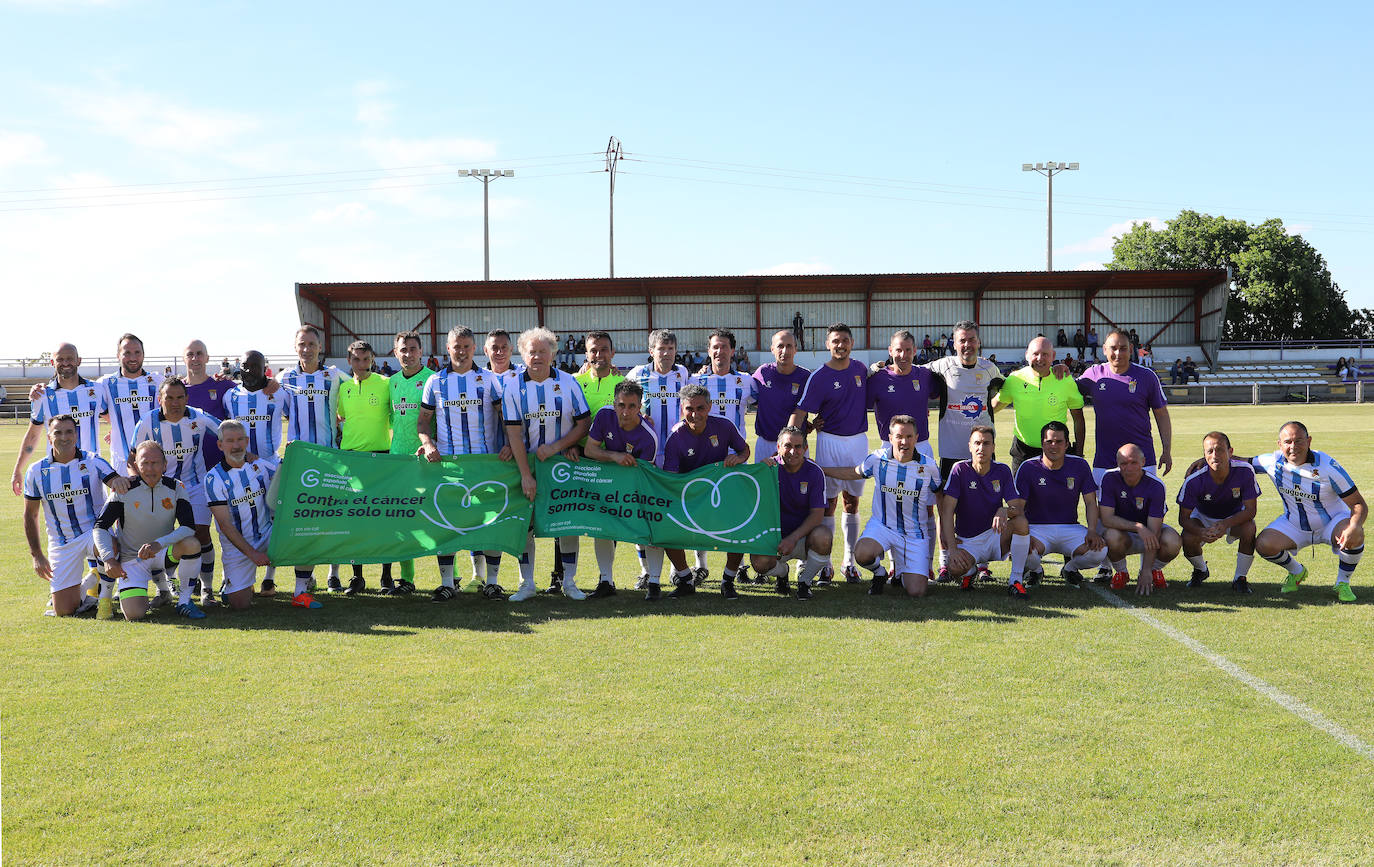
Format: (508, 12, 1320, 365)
(753, 425, 831, 600)
(821, 415, 940, 597)
(94, 442, 204, 621)
(939, 425, 1031, 595)
(1098, 443, 1182, 596)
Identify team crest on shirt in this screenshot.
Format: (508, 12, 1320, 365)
(87, 388, 96, 397)
(799, 481, 808, 494)
(854, 375, 862, 387)
(210, 390, 219, 400)
(1128, 380, 1137, 393)
(709, 435, 719, 447)
(991, 479, 1001, 492)
(1135, 496, 1145, 510)
(761, 378, 772, 388)
(791, 383, 800, 395)
(162, 498, 173, 510)
(913, 380, 921, 392)
(79, 464, 87, 472)
(1067, 478, 1076, 489)
(1203, 493, 1212, 501)
(553, 384, 562, 393)
(146, 376, 154, 384)
(626, 444, 635, 454)
(1231, 487, 1241, 498)
(190, 422, 198, 431)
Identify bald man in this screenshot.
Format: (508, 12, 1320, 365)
(13, 343, 108, 496)
(1098, 443, 1181, 596)
(992, 336, 1085, 474)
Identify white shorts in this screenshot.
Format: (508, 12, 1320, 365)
(754, 438, 777, 464)
(1029, 523, 1090, 557)
(47, 531, 96, 592)
(956, 527, 1007, 566)
(184, 481, 211, 525)
(1093, 465, 1157, 486)
(1263, 509, 1351, 552)
(817, 431, 870, 498)
(218, 533, 266, 594)
(115, 557, 157, 593)
(860, 518, 932, 578)
(1188, 509, 1242, 544)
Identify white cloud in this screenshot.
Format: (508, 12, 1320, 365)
(748, 261, 832, 276)
(1057, 217, 1165, 256)
(355, 80, 393, 129)
(1068, 261, 1107, 271)
(54, 83, 258, 152)
(361, 136, 498, 167)
(0, 131, 51, 168)
(1284, 222, 1313, 236)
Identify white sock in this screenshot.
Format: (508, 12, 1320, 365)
(645, 547, 665, 584)
(594, 537, 616, 584)
(1026, 550, 1042, 574)
(328, 564, 340, 580)
(938, 547, 950, 569)
(820, 516, 836, 570)
(264, 565, 276, 585)
(798, 550, 828, 585)
(1111, 559, 1128, 574)
(98, 575, 114, 599)
(294, 568, 312, 596)
(80, 571, 99, 596)
(485, 552, 501, 585)
(1009, 534, 1030, 584)
(470, 552, 484, 582)
(560, 537, 580, 587)
(176, 555, 202, 604)
(694, 550, 707, 571)
(767, 562, 790, 578)
(842, 513, 860, 567)
(152, 569, 172, 593)
(1234, 553, 1253, 580)
(519, 536, 536, 587)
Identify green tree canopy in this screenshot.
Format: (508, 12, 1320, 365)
(1106, 210, 1366, 341)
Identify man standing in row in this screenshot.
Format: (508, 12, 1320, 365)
(386, 330, 436, 595)
(993, 336, 1085, 473)
(337, 340, 392, 595)
(751, 329, 809, 464)
(625, 329, 690, 589)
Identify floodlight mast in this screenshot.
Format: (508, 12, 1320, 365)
(1021, 161, 1079, 271)
(457, 168, 515, 280)
(605, 137, 623, 278)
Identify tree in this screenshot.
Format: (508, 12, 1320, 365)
(1106, 210, 1366, 341)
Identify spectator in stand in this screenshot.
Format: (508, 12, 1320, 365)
(1128, 328, 1141, 354)
(1182, 356, 1200, 383)
(792, 311, 806, 350)
(1170, 357, 1184, 385)
(1073, 328, 1086, 360)
(1139, 344, 1154, 366)
(945, 333, 955, 356)
(735, 347, 751, 374)
(1087, 327, 1099, 360)
(1056, 328, 1069, 348)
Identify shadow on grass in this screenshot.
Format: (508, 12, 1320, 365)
(104, 567, 1365, 637)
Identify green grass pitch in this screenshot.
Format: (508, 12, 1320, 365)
(3, 405, 1373, 865)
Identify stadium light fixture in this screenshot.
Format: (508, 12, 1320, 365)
(1022, 160, 1080, 271)
(458, 167, 516, 280)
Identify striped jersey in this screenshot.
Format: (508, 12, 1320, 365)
(501, 369, 590, 450)
(23, 450, 117, 544)
(99, 370, 163, 468)
(279, 365, 346, 447)
(857, 449, 941, 536)
(1252, 449, 1357, 532)
(625, 363, 690, 461)
(420, 366, 505, 455)
(30, 377, 107, 455)
(204, 458, 276, 548)
(695, 370, 756, 436)
(130, 407, 222, 486)
(486, 366, 522, 450)
(223, 385, 286, 461)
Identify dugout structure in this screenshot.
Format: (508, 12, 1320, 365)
(296, 269, 1230, 364)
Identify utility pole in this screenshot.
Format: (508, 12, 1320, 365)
(605, 137, 623, 278)
(1021, 161, 1079, 271)
(458, 168, 514, 280)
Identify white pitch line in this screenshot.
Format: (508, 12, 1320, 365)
(1085, 582, 1374, 763)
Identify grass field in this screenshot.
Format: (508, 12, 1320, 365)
(3, 405, 1373, 865)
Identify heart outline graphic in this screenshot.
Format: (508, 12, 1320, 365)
(423, 479, 512, 532)
(667, 471, 762, 542)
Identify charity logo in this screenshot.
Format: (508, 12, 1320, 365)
(300, 468, 322, 488)
(422, 479, 512, 532)
(550, 462, 573, 484)
(669, 471, 763, 543)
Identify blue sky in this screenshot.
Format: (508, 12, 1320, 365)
(4, 0, 1372, 359)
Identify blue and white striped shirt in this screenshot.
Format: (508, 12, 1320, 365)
(501, 369, 590, 450)
(31, 377, 107, 456)
(204, 458, 276, 547)
(626, 363, 689, 463)
(279, 365, 346, 447)
(421, 366, 504, 455)
(23, 450, 117, 545)
(99, 371, 162, 468)
(223, 385, 286, 462)
(130, 407, 222, 486)
(696, 371, 756, 437)
(1252, 449, 1357, 533)
(858, 449, 941, 536)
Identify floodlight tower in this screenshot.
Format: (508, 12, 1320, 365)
(1021, 161, 1079, 271)
(605, 137, 623, 278)
(458, 168, 515, 280)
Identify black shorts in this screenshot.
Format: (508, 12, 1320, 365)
(1009, 438, 1042, 474)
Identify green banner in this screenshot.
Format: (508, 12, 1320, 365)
(268, 442, 532, 565)
(534, 457, 781, 555)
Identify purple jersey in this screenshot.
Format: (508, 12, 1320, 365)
(795, 360, 869, 437)
(587, 406, 660, 462)
(1016, 455, 1097, 525)
(1099, 469, 1167, 524)
(662, 416, 747, 474)
(752, 362, 811, 440)
(778, 457, 826, 536)
(867, 365, 934, 442)
(184, 377, 231, 467)
(1077, 363, 1167, 469)
(944, 460, 1019, 539)
(1177, 460, 1261, 520)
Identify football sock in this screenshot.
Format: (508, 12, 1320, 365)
(152, 568, 171, 593)
(438, 554, 456, 588)
(328, 564, 340, 580)
(594, 537, 616, 585)
(1008, 533, 1030, 584)
(842, 513, 860, 567)
(1233, 552, 1253, 579)
(859, 556, 888, 580)
(469, 552, 484, 582)
(1025, 550, 1043, 574)
(399, 559, 415, 582)
(1186, 554, 1208, 572)
(694, 550, 707, 571)
(98, 574, 114, 599)
(175, 554, 202, 605)
(644, 547, 665, 585)
(263, 565, 275, 586)
(380, 563, 393, 580)
(1262, 550, 1305, 575)
(1337, 544, 1363, 584)
(559, 537, 580, 586)
(199, 542, 215, 590)
(294, 568, 313, 596)
(722, 567, 738, 581)
(1111, 559, 1128, 574)
(518, 536, 535, 587)
(484, 552, 501, 585)
(797, 550, 828, 585)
